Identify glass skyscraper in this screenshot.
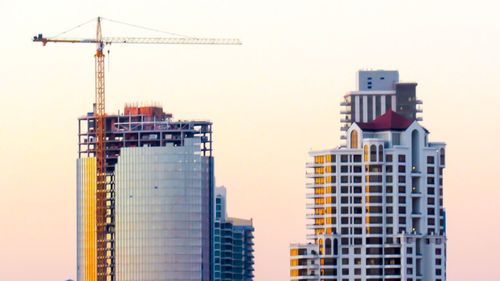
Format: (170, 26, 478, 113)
(77, 105, 213, 281)
(214, 187, 255, 281)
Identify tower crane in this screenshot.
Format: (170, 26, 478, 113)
(33, 17, 240, 281)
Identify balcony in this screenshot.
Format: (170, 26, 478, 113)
(306, 162, 322, 168)
(340, 101, 350, 106)
(290, 275, 320, 281)
(306, 213, 323, 219)
(411, 211, 422, 217)
(305, 173, 324, 179)
(305, 193, 324, 199)
(340, 118, 352, 123)
(306, 183, 321, 189)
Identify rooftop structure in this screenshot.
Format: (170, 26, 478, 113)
(340, 70, 422, 139)
(78, 105, 212, 173)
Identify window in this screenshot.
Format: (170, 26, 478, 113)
(398, 155, 406, 163)
(341, 155, 348, 162)
(379, 145, 384, 162)
(386, 154, 393, 162)
(370, 145, 377, 162)
(366, 247, 383, 255)
(398, 165, 406, 173)
(386, 165, 393, 173)
(427, 156, 435, 164)
(427, 177, 435, 185)
(364, 145, 369, 162)
(325, 238, 332, 255)
(351, 130, 359, 149)
(440, 148, 445, 165)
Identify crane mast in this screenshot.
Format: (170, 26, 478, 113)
(94, 17, 107, 280)
(33, 17, 240, 281)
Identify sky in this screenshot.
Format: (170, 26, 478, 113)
(0, 0, 499, 280)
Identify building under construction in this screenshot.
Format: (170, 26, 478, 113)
(77, 104, 214, 281)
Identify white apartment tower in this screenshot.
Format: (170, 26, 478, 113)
(290, 71, 446, 281)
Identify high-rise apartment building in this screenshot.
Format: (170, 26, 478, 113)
(214, 187, 255, 281)
(77, 105, 213, 281)
(290, 71, 447, 281)
(340, 70, 422, 138)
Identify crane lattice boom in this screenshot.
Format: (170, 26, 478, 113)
(34, 35, 241, 45)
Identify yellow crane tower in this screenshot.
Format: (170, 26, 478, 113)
(33, 17, 240, 281)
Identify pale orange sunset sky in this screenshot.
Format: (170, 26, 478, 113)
(0, 0, 499, 280)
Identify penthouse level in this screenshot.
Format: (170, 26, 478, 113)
(78, 104, 213, 173)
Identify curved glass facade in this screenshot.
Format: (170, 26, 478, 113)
(114, 139, 208, 281)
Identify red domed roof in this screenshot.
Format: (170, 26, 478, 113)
(357, 110, 413, 131)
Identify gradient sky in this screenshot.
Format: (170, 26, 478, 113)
(1, 0, 499, 280)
